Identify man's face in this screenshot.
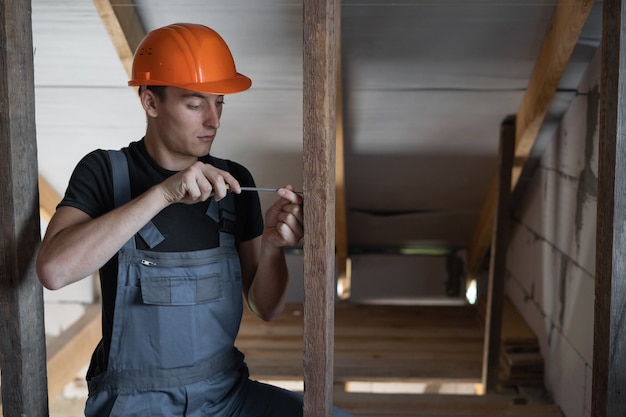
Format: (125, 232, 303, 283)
(149, 86, 225, 160)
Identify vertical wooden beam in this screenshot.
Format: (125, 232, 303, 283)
(481, 116, 515, 393)
(0, 1, 48, 416)
(335, 4, 350, 300)
(302, 0, 337, 415)
(593, 0, 626, 414)
(468, 178, 497, 277)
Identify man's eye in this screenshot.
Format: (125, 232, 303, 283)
(187, 104, 201, 110)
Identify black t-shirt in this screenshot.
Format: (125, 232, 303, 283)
(58, 139, 264, 379)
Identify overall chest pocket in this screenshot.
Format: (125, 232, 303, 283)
(140, 274, 223, 306)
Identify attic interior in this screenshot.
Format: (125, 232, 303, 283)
(0, 0, 614, 416)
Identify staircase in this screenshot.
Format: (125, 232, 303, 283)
(238, 301, 562, 417)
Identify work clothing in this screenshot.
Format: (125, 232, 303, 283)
(84, 150, 246, 416)
(82, 150, 353, 416)
(62, 140, 262, 379)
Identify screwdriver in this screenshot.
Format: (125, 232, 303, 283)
(225, 185, 303, 195)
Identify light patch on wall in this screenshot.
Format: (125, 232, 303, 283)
(466, 278, 478, 305)
(336, 257, 352, 300)
(398, 247, 451, 256)
(260, 380, 304, 392)
(260, 379, 480, 395)
(345, 380, 479, 395)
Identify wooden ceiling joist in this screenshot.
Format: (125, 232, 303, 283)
(92, 0, 146, 77)
(467, 0, 593, 276)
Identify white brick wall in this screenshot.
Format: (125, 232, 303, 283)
(506, 49, 600, 417)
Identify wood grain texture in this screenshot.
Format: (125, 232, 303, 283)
(513, 0, 593, 176)
(593, 0, 626, 415)
(333, 390, 563, 417)
(302, 0, 338, 415)
(0, 0, 48, 415)
(240, 303, 484, 383)
(238, 303, 554, 416)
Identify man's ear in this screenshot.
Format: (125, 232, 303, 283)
(140, 88, 159, 117)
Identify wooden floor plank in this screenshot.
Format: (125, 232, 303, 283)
(239, 303, 485, 382)
(335, 391, 562, 415)
(237, 302, 561, 417)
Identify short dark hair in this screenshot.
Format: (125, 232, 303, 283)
(139, 85, 167, 100)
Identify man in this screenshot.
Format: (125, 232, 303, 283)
(37, 23, 351, 417)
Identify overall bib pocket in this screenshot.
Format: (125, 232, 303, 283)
(140, 274, 223, 305)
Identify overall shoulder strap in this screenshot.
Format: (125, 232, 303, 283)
(106, 150, 165, 249)
(205, 157, 236, 221)
(107, 150, 131, 208)
(205, 157, 237, 246)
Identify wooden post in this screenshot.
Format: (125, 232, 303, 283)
(335, 4, 350, 300)
(302, 0, 337, 415)
(0, 0, 49, 416)
(481, 116, 515, 393)
(593, 0, 626, 414)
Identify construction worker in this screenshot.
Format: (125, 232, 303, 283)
(37, 23, 352, 417)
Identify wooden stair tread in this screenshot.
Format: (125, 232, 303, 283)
(334, 390, 562, 417)
(237, 302, 558, 416)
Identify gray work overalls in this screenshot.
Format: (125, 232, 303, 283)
(84, 150, 314, 417)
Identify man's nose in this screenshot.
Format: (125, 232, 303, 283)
(204, 106, 221, 129)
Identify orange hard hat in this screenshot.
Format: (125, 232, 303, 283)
(128, 23, 251, 94)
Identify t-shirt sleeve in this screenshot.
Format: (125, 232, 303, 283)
(59, 149, 114, 218)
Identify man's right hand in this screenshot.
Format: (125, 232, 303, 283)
(159, 161, 241, 204)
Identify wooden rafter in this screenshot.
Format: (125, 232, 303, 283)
(92, 0, 146, 77)
(46, 304, 102, 402)
(467, 0, 593, 275)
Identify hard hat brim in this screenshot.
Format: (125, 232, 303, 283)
(129, 72, 252, 95)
